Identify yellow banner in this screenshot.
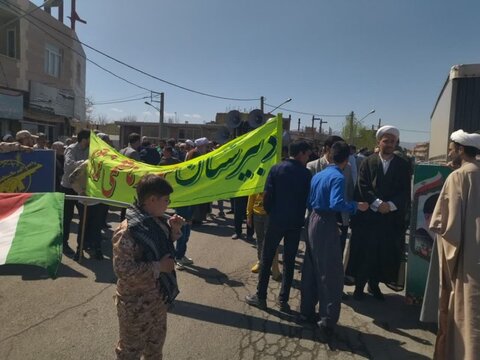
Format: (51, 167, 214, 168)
(86, 115, 282, 207)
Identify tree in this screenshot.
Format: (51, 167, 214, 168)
(93, 114, 109, 125)
(120, 115, 137, 122)
(85, 96, 94, 122)
(341, 114, 377, 150)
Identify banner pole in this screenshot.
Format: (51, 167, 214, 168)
(78, 204, 88, 262)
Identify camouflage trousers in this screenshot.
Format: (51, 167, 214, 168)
(115, 292, 168, 360)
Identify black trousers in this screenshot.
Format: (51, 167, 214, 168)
(257, 223, 301, 303)
(233, 196, 254, 237)
(61, 186, 84, 246)
(78, 204, 104, 251)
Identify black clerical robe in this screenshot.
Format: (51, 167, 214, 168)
(346, 153, 411, 289)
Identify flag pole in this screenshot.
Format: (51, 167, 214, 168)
(78, 204, 88, 262)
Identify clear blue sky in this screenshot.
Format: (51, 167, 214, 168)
(34, 0, 480, 143)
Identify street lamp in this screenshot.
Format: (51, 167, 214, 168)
(145, 93, 164, 140)
(359, 109, 376, 123)
(349, 109, 376, 145)
(267, 98, 292, 114)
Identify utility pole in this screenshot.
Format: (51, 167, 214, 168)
(377, 118, 382, 129)
(297, 118, 301, 131)
(319, 119, 327, 135)
(159, 92, 164, 139)
(348, 111, 355, 145)
(311, 115, 322, 140)
(150, 91, 165, 140)
(260, 96, 264, 113)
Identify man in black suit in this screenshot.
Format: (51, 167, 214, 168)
(346, 126, 411, 301)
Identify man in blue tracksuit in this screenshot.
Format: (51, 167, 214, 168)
(300, 141, 368, 338)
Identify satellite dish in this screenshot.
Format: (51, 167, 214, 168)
(215, 126, 231, 144)
(248, 109, 266, 128)
(226, 110, 242, 129)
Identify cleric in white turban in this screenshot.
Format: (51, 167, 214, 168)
(450, 129, 480, 150)
(346, 122, 411, 303)
(376, 125, 400, 141)
(428, 128, 480, 360)
(194, 137, 209, 147)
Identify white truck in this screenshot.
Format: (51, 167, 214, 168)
(429, 64, 480, 161)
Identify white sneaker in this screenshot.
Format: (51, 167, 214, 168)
(175, 262, 185, 271)
(180, 256, 193, 265)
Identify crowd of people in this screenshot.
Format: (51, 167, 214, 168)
(243, 128, 410, 336)
(0, 128, 223, 263)
(2, 125, 479, 360)
(243, 126, 480, 360)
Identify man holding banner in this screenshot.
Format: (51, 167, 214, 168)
(61, 129, 91, 256)
(245, 140, 312, 313)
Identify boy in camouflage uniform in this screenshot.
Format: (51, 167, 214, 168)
(112, 174, 184, 359)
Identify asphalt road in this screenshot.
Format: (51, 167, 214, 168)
(0, 207, 435, 359)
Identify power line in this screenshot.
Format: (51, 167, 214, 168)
(264, 102, 348, 118)
(94, 92, 149, 103)
(92, 96, 149, 106)
(2, 0, 259, 102)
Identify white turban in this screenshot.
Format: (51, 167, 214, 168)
(185, 139, 194, 147)
(450, 129, 480, 150)
(376, 125, 400, 141)
(195, 137, 209, 147)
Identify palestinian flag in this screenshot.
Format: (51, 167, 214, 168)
(0, 193, 64, 277)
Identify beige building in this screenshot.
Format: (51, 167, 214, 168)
(0, 0, 86, 140)
(413, 142, 429, 162)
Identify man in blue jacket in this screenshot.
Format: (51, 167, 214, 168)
(300, 141, 368, 339)
(245, 140, 312, 313)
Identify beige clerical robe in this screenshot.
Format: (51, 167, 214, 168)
(429, 161, 480, 360)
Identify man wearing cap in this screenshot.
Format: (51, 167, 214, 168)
(15, 130, 37, 148)
(429, 129, 480, 360)
(346, 125, 411, 300)
(1, 132, 32, 153)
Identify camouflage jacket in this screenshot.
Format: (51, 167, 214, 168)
(113, 220, 159, 296)
(112, 207, 175, 297)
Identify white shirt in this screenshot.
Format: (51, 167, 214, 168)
(379, 153, 393, 175)
(370, 153, 397, 212)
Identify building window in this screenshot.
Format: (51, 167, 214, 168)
(44, 44, 61, 77)
(7, 29, 16, 58)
